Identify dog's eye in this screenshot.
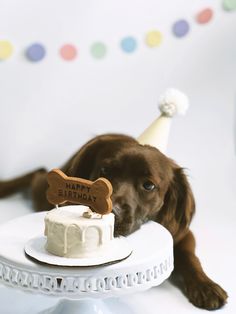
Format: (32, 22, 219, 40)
(143, 181, 156, 191)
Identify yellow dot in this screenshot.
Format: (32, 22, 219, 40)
(145, 31, 162, 47)
(0, 41, 13, 60)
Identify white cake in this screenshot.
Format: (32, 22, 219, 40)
(44, 205, 115, 258)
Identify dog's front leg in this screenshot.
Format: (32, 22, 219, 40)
(173, 230, 227, 310)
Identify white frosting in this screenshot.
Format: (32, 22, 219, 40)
(44, 205, 114, 258)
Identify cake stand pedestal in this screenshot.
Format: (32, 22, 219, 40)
(0, 212, 173, 314)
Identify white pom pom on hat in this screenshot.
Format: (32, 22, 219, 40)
(159, 88, 189, 116)
(137, 88, 189, 154)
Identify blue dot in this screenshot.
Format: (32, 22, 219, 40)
(26, 43, 46, 62)
(120, 37, 137, 53)
(172, 20, 190, 38)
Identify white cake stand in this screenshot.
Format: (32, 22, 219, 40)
(0, 212, 173, 314)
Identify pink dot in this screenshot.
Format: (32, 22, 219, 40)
(60, 44, 77, 61)
(196, 8, 213, 24)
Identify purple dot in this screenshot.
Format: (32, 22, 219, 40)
(26, 43, 46, 62)
(172, 20, 190, 38)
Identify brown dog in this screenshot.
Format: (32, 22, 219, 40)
(0, 133, 227, 310)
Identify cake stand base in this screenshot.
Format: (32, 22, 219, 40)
(39, 299, 113, 314)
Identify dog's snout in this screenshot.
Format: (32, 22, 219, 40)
(111, 183, 136, 214)
(113, 199, 131, 211)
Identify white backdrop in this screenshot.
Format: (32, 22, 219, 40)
(0, 0, 236, 313)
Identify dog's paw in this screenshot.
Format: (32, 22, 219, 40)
(185, 279, 228, 310)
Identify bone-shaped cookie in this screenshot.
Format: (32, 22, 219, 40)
(46, 169, 113, 215)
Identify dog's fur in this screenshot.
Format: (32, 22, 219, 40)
(0, 134, 227, 310)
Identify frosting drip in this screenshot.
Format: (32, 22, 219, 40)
(44, 205, 114, 258)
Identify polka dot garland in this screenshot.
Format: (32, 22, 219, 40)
(196, 8, 213, 24)
(0, 3, 235, 62)
(25, 43, 46, 62)
(90, 42, 107, 59)
(172, 20, 190, 38)
(223, 0, 236, 11)
(0, 40, 13, 60)
(120, 37, 137, 53)
(60, 44, 77, 61)
(145, 31, 162, 47)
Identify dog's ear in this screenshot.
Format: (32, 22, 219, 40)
(159, 167, 195, 241)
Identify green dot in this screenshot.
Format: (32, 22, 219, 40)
(91, 42, 107, 59)
(223, 0, 236, 11)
